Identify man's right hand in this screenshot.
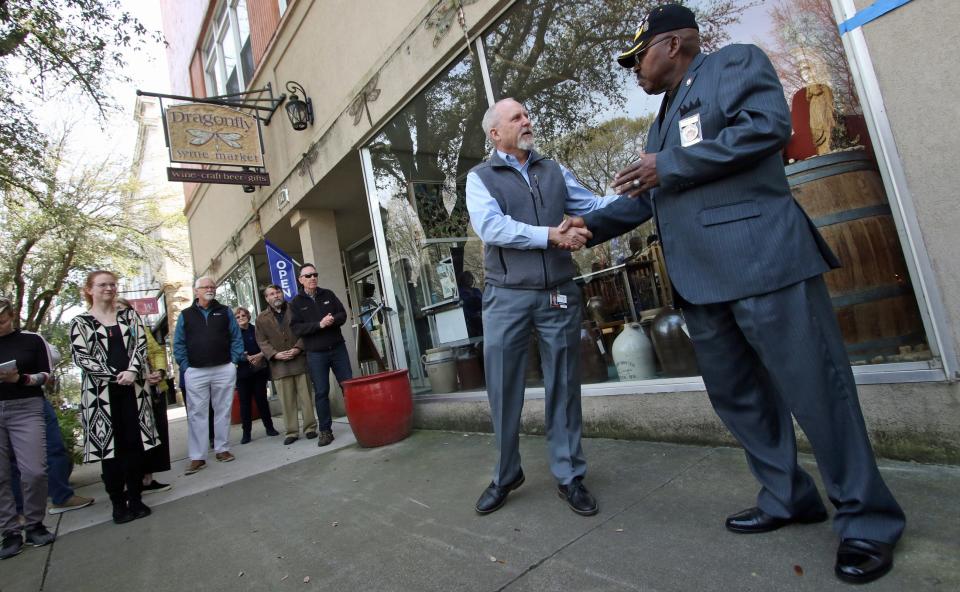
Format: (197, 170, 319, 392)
(549, 217, 592, 251)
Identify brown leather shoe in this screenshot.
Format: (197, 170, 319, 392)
(317, 430, 334, 447)
(185, 460, 206, 475)
(215, 451, 236, 462)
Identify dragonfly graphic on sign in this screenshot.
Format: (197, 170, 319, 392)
(187, 129, 243, 149)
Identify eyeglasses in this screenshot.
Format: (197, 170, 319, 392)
(300, 273, 319, 279)
(633, 35, 675, 67)
(0, 298, 11, 315)
(94, 283, 117, 289)
(197, 285, 216, 290)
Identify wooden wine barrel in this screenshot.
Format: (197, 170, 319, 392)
(786, 150, 926, 362)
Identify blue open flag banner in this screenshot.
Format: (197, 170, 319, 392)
(265, 239, 297, 302)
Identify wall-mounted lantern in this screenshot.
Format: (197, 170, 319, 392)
(285, 81, 314, 131)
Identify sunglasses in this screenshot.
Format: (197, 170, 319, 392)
(632, 35, 675, 66)
(0, 299, 11, 315)
(300, 273, 319, 279)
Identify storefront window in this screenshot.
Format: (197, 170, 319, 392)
(479, 0, 930, 384)
(218, 257, 260, 314)
(363, 0, 933, 394)
(365, 51, 488, 394)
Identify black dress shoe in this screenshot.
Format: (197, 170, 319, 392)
(283, 436, 298, 445)
(835, 538, 894, 584)
(557, 478, 598, 516)
(725, 506, 828, 534)
(475, 471, 525, 515)
(265, 427, 280, 437)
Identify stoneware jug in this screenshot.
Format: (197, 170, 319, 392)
(612, 322, 657, 381)
(579, 321, 609, 384)
(650, 308, 700, 377)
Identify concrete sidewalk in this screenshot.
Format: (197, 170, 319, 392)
(4, 430, 959, 591)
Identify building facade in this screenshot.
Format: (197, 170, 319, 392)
(123, 95, 194, 402)
(159, 0, 960, 461)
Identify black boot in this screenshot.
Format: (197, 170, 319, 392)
(129, 498, 152, 520)
(111, 495, 135, 524)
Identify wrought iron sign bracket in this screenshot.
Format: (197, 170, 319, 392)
(137, 83, 287, 126)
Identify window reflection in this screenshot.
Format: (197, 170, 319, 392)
(364, 0, 932, 394)
(367, 52, 488, 394)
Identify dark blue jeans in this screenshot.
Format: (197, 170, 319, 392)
(306, 343, 352, 432)
(12, 398, 74, 510)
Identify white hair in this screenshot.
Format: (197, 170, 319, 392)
(481, 103, 500, 139)
(194, 276, 216, 289)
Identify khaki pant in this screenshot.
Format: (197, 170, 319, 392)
(274, 373, 317, 437)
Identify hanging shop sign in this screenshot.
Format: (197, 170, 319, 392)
(166, 167, 270, 186)
(164, 103, 264, 167)
(127, 297, 160, 315)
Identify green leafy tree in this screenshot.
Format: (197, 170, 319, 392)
(0, 0, 160, 194)
(0, 130, 183, 336)
(370, 0, 752, 240)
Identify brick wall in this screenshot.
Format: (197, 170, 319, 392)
(247, 0, 281, 67)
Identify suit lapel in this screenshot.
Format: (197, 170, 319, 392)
(655, 52, 706, 152)
(646, 95, 668, 151)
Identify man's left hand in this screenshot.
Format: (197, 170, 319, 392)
(613, 152, 659, 196)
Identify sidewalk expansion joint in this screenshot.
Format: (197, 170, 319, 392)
(492, 447, 719, 592)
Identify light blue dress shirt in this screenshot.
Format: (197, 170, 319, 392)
(466, 150, 620, 250)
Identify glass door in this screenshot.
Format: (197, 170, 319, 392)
(349, 268, 395, 376)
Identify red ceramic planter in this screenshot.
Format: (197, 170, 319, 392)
(341, 369, 413, 447)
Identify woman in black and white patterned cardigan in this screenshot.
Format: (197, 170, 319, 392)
(70, 270, 157, 524)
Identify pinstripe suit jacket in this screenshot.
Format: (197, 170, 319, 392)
(583, 44, 839, 305)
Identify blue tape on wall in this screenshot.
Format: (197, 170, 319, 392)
(838, 0, 914, 35)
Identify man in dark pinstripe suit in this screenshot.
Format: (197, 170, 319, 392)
(574, 4, 904, 584)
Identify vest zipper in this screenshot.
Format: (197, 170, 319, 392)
(528, 183, 549, 289)
(499, 162, 550, 288)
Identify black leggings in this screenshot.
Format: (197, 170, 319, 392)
(101, 384, 145, 503)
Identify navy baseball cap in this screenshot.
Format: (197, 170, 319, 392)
(617, 3, 699, 68)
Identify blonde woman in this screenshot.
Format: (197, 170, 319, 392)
(70, 271, 158, 524)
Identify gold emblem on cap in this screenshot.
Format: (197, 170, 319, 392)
(634, 18, 649, 42)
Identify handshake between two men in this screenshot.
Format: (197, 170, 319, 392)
(548, 153, 656, 252)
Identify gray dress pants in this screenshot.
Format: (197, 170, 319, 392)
(482, 281, 586, 486)
(0, 397, 47, 535)
(683, 275, 905, 544)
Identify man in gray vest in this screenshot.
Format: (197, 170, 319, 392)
(466, 98, 641, 516)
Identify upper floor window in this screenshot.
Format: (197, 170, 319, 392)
(203, 0, 254, 96)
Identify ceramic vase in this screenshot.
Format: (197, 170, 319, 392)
(612, 322, 657, 380)
(650, 308, 700, 377)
